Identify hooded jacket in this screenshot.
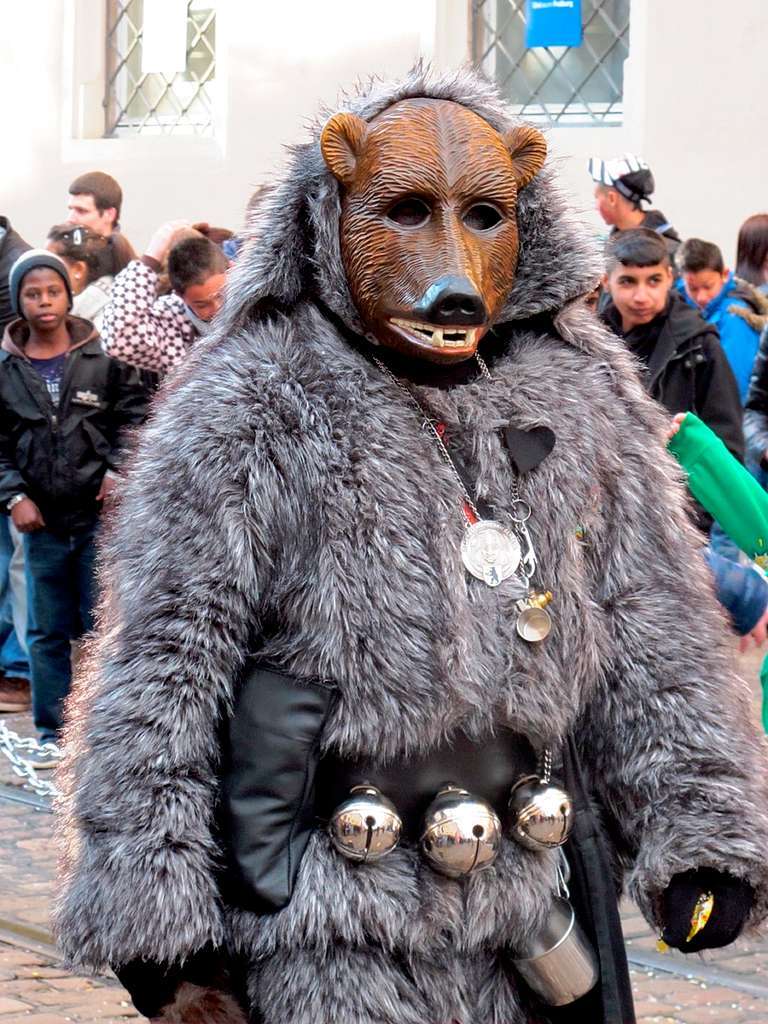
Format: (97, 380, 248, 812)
(640, 208, 681, 253)
(0, 316, 148, 531)
(602, 293, 744, 464)
(744, 324, 768, 468)
(676, 273, 762, 401)
(55, 69, 768, 1024)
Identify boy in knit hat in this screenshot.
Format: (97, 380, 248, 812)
(0, 250, 147, 764)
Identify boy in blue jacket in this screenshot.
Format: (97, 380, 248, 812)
(676, 238, 762, 402)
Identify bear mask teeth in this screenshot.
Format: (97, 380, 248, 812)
(390, 319, 479, 349)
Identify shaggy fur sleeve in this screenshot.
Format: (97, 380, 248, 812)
(577, 334, 768, 933)
(54, 325, 293, 971)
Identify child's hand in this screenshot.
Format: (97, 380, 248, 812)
(10, 497, 45, 533)
(666, 412, 687, 442)
(96, 475, 118, 504)
(740, 605, 768, 652)
(145, 219, 192, 265)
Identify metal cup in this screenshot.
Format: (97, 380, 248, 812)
(511, 897, 599, 1006)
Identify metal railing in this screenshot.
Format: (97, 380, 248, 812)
(472, 0, 630, 126)
(105, 0, 216, 137)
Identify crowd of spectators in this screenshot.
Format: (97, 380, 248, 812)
(0, 171, 243, 764)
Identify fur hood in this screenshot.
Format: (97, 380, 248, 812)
(731, 276, 768, 333)
(2, 314, 98, 356)
(218, 64, 602, 343)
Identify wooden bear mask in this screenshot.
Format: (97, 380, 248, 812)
(321, 98, 547, 363)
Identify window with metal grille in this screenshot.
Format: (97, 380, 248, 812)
(472, 0, 630, 126)
(105, 0, 216, 137)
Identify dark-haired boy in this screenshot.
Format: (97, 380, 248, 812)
(66, 172, 137, 276)
(600, 228, 744, 463)
(102, 220, 229, 376)
(67, 171, 123, 237)
(676, 238, 763, 402)
(0, 250, 147, 760)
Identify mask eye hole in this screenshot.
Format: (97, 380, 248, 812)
(463, 203, 504, 231)
(386, 197, 431, 228)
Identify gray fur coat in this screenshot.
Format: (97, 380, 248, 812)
(55, 68, 768, 1024)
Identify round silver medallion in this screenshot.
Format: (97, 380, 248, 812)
(461, 521, 521, 588)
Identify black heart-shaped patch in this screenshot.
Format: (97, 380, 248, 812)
(502, 425, 556, 475)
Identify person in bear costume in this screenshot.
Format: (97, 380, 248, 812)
(55, 68, 768, 1024)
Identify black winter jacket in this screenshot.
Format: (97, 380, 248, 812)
(0, 217, 31, 331)
(602, 293, 745, 463)
(0, 317, 148, 532)
(640, 209, 681, 260)
(744, 325, 768, 468)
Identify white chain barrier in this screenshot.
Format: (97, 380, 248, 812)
(0, 720, 61, 799)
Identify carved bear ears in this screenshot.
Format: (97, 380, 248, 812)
(320, 113, 369, 189)
(320, 110, 547, 192)
(505, 123, 548, 192)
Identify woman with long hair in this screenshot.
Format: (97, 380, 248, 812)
(736, 213, 768, 291)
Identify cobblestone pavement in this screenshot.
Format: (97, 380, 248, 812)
(0, 649, 766, 1021)
(0, 942, 138, 1023)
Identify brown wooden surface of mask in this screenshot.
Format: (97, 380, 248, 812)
(320, 99, 546, 363)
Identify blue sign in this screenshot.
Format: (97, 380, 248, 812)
(525, 0, 583, 48)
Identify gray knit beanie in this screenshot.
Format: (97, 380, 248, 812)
(8, 249, 73, 319)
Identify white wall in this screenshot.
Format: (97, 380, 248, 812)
(541, 0, 768, 264)
(2, 0, 767, 264)
(1, 0, 431, 252)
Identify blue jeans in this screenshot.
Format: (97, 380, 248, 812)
(24, 522, 98, 742)
(0, 517, 29, 678)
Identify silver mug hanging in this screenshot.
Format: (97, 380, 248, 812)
(511, 896, 599, 1006)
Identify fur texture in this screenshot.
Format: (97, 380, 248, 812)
(55, 67, 768, 1024)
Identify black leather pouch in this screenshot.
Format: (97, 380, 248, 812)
(219, 660, 337, 914)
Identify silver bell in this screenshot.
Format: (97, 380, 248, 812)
(420, 785, 502, 879)
(329, 785, 402, 863)
(508, 776, 573, 850)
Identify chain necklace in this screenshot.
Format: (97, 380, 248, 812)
(371, 354, 536, 599)
(374, 354, 487, 521)
(372, 351, 553, 638)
